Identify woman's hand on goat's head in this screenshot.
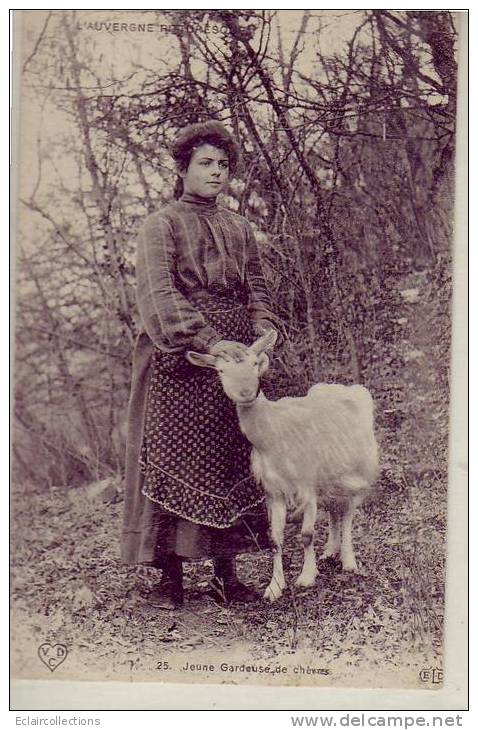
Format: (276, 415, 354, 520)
(185, 341, 247, 370)
(207, 339, 248, 363)
(185, 340, 248, 369)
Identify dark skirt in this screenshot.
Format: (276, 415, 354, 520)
(123, 297, 271, 564)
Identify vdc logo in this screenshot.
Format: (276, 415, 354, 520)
(38, 643, 68, 672)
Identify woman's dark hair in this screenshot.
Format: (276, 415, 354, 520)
(170, 120, 240, 175)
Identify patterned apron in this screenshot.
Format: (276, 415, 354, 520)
(139, 290, 271, 559)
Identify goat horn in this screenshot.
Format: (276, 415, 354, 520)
(250, 328, 278, 354)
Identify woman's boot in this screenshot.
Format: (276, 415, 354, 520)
(147, 554, 184, 609)
(210, 556, 259, 604)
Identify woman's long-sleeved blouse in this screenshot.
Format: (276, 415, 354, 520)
(136, 193, 279, 353)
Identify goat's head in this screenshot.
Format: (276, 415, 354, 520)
(186, 329, 277, 406)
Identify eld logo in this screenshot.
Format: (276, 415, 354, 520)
(419, 667, 443, 684)
(38, 643, 68, 672)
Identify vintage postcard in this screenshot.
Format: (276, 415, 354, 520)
(11, 8, 467, 706)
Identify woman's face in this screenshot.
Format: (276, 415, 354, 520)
(180, 144, 230, 198)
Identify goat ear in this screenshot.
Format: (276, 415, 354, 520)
(251, 328, 278, 354)
(257, 353, 270, 377)
(185, 351, 217, 369)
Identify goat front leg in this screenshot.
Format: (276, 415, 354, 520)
(296, 499, 318, 587)
(340, 496, 360, 572)
(264, 497, 287, 602)
(320, 505, 342, 560)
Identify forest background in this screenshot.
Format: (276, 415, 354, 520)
(11, 9, 462, 682)
(14, 8, 457, 488)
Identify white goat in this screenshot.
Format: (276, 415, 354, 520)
(186, 329, 379, 602)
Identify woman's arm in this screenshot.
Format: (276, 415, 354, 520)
(136, 212, 224, 352)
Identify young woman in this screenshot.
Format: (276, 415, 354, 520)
(121, 121, 281, 609)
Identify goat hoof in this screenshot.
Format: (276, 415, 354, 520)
(295, 572, 318, 588)
(319, 550, 339, 561)
(343, 565, 367, 577)
(264, 584, 282, 602)
(341, 561, 359, 573)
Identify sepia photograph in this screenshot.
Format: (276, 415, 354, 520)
(10, 7, 467, 703)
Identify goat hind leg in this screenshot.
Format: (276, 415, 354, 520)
(340, 497, 360, 572)
(296, 499, 318, 587)
(264, 498, 287, 602)
(320, 506, 342, 560)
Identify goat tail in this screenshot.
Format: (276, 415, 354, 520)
(349, 385, 375, 423)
